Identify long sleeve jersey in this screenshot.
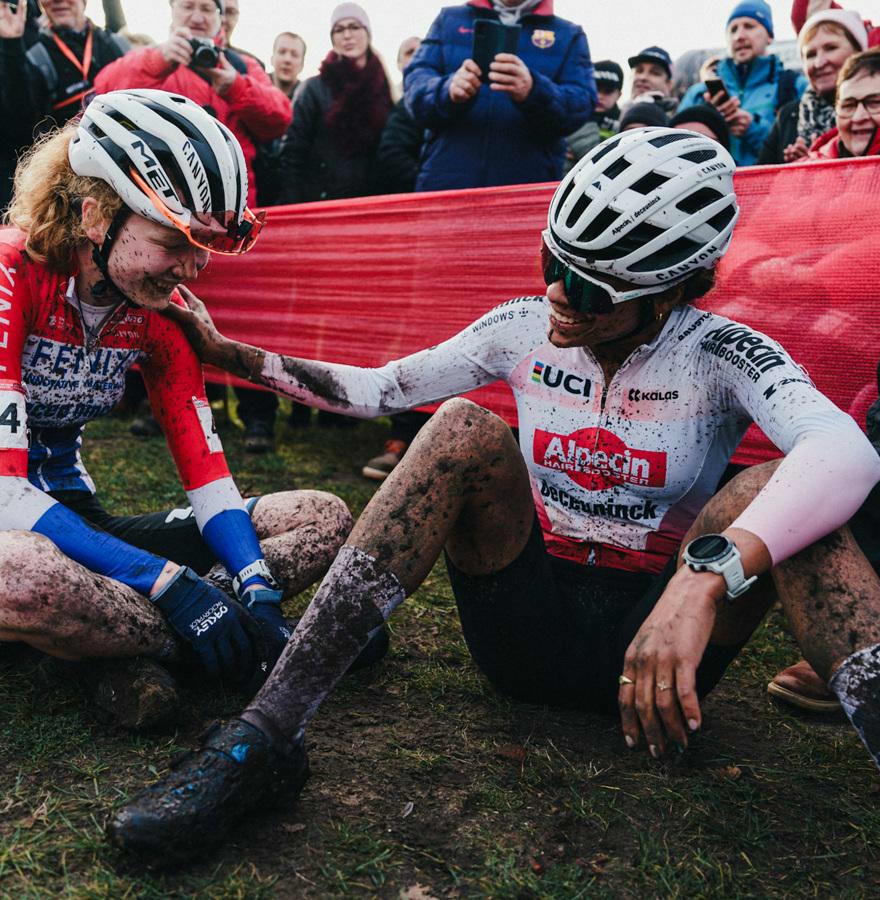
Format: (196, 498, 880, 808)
(0, 232, 269, 596)
(256, 296, 880, 574)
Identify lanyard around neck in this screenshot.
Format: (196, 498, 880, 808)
(50, 23, 93, 80)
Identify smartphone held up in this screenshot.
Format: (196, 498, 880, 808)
(471, 19, 521, 83)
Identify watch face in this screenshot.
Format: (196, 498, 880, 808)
(687, 534, 732, 563)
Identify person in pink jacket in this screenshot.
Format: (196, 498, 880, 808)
(93, 0, 290, 206)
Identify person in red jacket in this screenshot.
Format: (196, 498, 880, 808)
(807, 47, 880, 159)
(93, 0, 290, 207)
(792, 0, 880, 49)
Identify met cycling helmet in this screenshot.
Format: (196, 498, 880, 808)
(69, 88, 263, 257)
(546, 127, 739, 296)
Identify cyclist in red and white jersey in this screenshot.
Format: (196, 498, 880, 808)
(110, 128, 880, 865)
(0, 89, 366, 720)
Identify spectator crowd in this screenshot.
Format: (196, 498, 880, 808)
(1, 0, 879, 471)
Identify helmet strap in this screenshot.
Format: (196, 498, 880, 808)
(90, 206, 130, 299)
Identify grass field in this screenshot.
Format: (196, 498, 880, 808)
(1, 404, 878, 898)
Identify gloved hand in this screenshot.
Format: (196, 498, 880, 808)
(243, 587, 292, 687)
(152, 566, 257, 682)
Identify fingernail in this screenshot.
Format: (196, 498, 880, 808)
(649, 744, 659, 759)
(624, 735, 635, 749)
(688, 719, 699, 732)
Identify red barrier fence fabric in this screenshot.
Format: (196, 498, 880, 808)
(195, 157, 880, 465)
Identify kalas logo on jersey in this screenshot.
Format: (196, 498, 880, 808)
(531, 360, 592, 397)
(628, 387, 679, 403)
(534, 427, 667, 491)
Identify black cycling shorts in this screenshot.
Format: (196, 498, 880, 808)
(49, 490, 259, 576)
(446, 518, 745, 714)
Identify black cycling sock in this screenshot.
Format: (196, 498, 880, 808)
(244, 545, 405, 743)
(829, 642, 880, 770)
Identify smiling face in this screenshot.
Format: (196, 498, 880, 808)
(330, 17, 369, 65)
(41, 0, 87, 30)
(99, 213, 212, 310)
(170, 0, 221, 39)
(802, 24, 859, 97)
(837, 70, 880, 156)
(726, 17, 771, 64)
(545, 278, 646, 350)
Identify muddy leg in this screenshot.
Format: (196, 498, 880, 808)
(250, 490, 352, 594)
(0, 531, 176, 661)
(244, 398, 535, 741)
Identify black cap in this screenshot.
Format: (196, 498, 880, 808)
(627, 46, 673, 79)
(592, 59, 624, 90)
(669, 106, 731, 150)
(619, 101, 669, 131)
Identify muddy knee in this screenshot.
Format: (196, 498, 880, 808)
(0, 531, 74, 626)
(420, 398, 515, 457)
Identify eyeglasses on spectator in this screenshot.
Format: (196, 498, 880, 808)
(836, 94, 880, 118)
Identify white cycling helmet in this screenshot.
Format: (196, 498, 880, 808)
(546, 127, 739, 292)
(69, 89, 263, 255)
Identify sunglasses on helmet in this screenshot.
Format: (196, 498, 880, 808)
(131, 168, 266, 255)
(540, 230, 666, 313)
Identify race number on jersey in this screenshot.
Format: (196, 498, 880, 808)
(0, 381, 28, 450)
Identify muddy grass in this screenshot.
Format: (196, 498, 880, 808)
(1, 410, 878, 898)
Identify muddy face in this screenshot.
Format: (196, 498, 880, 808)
(105, 216, 211, 310)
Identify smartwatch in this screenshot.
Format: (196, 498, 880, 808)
(682, 534, 757, 600)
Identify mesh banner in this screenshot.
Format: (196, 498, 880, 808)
(195, 157, 880, 465)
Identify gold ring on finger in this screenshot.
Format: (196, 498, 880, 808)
(618, 674, 635, 686)
(656, 680, 672, 692)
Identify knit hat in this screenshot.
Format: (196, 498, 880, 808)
(727, 1, 774, 39)
(669, 106, 731, 150)
(798, 9, 868, 51)
(619, 102, 669, 131)
(593, 60, 624, 90)
(330, 3, 371, 37)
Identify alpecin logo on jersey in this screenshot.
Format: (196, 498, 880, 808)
(531, 360, 592, 397)
(533, 427, 667, 491)
(700, 323, 787, 382)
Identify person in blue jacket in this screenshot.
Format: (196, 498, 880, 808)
(678, 0, 807, 165)
(404, 0, 595, 191)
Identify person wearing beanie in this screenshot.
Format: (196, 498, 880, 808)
(565, 58, 623, 170)
(670, 104, 731, 149)
(791, 0, 880, 52)
(618, 101, 669, 131)
(677, 1, 807, 164)
(759, 7, 868, 164)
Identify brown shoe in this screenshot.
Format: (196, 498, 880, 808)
(362, 439, 408, 482)
(767, 659, 840, 713)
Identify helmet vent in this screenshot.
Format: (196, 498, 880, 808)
(681, 149, 716, 164)
(590, 136, 622, 164)
(565, 192, 593, 229)
(603, 157, 631, 179)
(553, 179, 576, 220)
(579, 207, 621, 243)
(676, 187, 723, 214)
(586, 220, 664, 260)
(707, 204, 737, 232)
(630, 172, 668, 195)
(648, 132, 691, 148)
(630, 235, 702, 271)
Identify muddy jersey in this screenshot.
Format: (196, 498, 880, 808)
(261, 295, 879, 574)
(0, 233, 268, 595)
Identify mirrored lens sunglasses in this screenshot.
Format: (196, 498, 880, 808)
(131, 169, 266, 255)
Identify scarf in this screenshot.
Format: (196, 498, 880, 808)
(490, 0, 542, 24)
(320, 50, 392, 159)
(796, 87, 836, 146)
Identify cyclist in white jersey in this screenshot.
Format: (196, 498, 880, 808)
(109, 128, 880, 867)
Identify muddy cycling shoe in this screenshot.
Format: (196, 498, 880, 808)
(107, 717, 308, 867)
